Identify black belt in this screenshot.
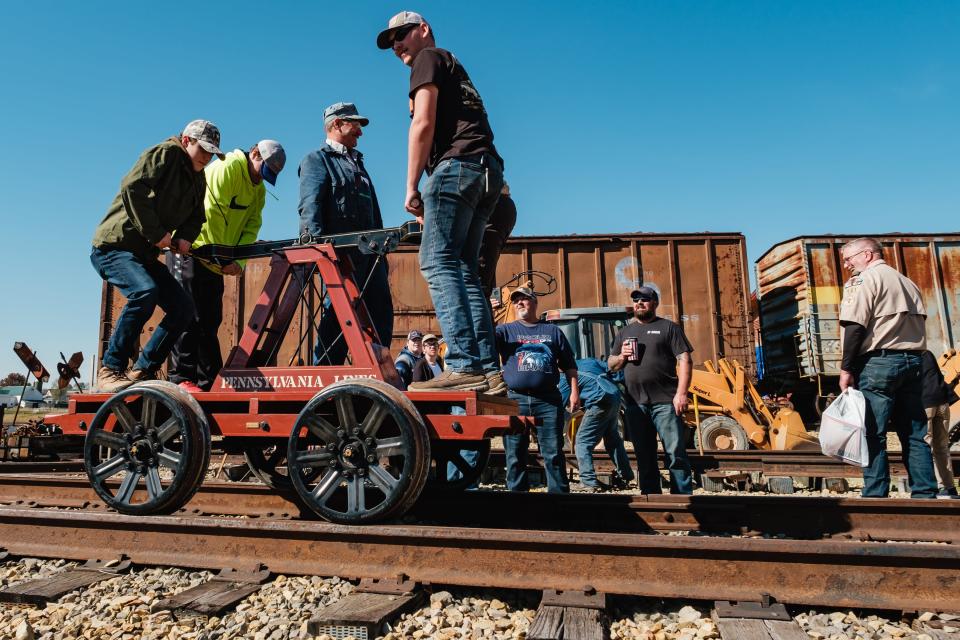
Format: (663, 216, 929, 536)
(863, 349, 923, 357)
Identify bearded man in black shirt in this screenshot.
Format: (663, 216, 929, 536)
(377, 11, 505, 393)
(608, 286, 695, 495)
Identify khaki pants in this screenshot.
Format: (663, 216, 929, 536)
(925, 403, 956, 490)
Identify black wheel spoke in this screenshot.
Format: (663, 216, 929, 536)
(376, 437, 406, 457)
(310, 468, 342, 504)
(115, 471, 141, 503)
(368, 465, 399, 494)
(292, 449, 334, 469)
(346, 475, 365, 514)
(361, 402, 388, 437)
(335, 394, 357, 430)
(156, 417, 181, 444)
(145, 467, 163, 499)
(303, 414, 339, 442)
(93, 454, 127, 481)
(141, 395, 157, 429)
(112, 403, 138, 433)
(90, 430, 127, 451)
(157, 449, 182, 470)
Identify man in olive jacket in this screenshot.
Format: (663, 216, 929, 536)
(90, 119, 224, 392)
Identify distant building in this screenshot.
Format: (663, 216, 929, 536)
(0, 386, 45, 408)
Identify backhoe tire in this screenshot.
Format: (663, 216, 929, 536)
(694, 415, 750, 451)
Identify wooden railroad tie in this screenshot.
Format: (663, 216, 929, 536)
(152, 564, 271, 620)
(713, 594, 807, 640)
(0, 556, 131, 606)
(308, 575, 424, 640)
(528, 588, 609, 640)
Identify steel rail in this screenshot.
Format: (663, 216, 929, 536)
(0, 505, 956, 612)
(0, 475, 957, 543)
(486, 449, 960, 478)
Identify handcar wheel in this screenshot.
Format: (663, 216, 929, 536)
(84, 385, 208, 515)
(133, 380, 211, 491)
(426, 440, 491, 492)
(287, 379, 429, 524)
(694, 415, 750, 451)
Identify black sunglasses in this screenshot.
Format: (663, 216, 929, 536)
(392, 24, 417, 43)
(631, 295, 654, 303)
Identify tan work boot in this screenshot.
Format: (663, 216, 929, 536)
(484, 370, 507, 396)
(127, 369, 157, 384)
(96, 366, 133, 393)
(408, 370, 489, 392)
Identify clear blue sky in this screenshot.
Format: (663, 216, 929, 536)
(0, 1, 956, 382)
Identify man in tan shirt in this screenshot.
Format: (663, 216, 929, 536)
(838, 237, 936, 498)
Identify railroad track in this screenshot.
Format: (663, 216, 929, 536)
(0, 475, 957, 612)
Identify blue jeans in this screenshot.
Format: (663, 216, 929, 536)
(90, 247, 194, 372)
(575, 395, 634, 486)
(419, 154, 504, 373)
(856, 351, 936, 498)
(626, 402, 693, 495)
(314, 254, 393, 365)
(504, 391, 568, 493)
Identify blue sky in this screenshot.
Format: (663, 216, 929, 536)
(0, 1, 956, 381)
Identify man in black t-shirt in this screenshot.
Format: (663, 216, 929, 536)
(377, 11, 505, 393)
(608, 286, 694, 495)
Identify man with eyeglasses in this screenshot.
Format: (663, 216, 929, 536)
(495, 286, 579, 493)
(298, 102, 393, 366)
(167, 140, 287, 393)
(377, 11, 505, 393)
(90, 119, 224, 392)
(608, 286, 695, 495)
(838, 237, 935, 498)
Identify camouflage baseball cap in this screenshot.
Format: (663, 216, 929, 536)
(376, 11, 426, 49)
(256, 140, 286, 186)
(323, 102, 370, 127)
(510, 286, 536, 301)
(182, 119, 225, 159)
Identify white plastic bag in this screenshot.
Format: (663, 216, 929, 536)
(818, 388, 869, 467)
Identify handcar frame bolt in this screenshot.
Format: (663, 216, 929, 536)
(367, 454, 377, 463)
(337, 430, 346, 439)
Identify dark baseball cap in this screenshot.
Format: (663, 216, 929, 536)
(630, 286, 659, 301)
(407, 330, 423, 340)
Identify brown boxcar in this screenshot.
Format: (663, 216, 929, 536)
(756, 233, 960, 404)
(98, 232, 755, 375)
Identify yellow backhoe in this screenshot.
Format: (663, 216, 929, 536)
(687, 358, 820, 451)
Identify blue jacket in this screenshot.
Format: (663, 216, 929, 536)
(298, 145, 383, 237)
(559, 358, 621, 408)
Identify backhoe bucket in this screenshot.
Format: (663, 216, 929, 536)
(769, 408, 820, 450)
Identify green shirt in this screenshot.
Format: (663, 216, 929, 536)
(193, 150, 266, 273)
(92, 137, 206, 259)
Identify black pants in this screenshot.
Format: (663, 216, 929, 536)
(166, 254, 224, 390)
(478, 193, 517, 299)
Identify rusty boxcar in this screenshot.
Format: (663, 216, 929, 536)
(755, 233, 960, 409)
(99, 232, 755, 375)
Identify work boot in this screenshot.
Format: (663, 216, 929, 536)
(571, 482, 603, 493)
(127, 369, 157, 384)
(408, 370, 489, 392)
(484, 370, 507, 396)
(96, 366, 133, 393)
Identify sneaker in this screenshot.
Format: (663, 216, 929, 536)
(571, 482, 603, 493)
(96, 366, 133, 393)
(127, 369, 157, 383)
(178, 381, 203, 393)
(483, 370, 507, 396)
(938, 487, 959, 499)
(408, 370, 489, 392)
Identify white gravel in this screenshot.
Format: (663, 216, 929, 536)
(1, 560, 955, 639)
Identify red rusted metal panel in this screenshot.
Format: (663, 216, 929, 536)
(99, 232, 754, 375)
(756, 234, 960, 384)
